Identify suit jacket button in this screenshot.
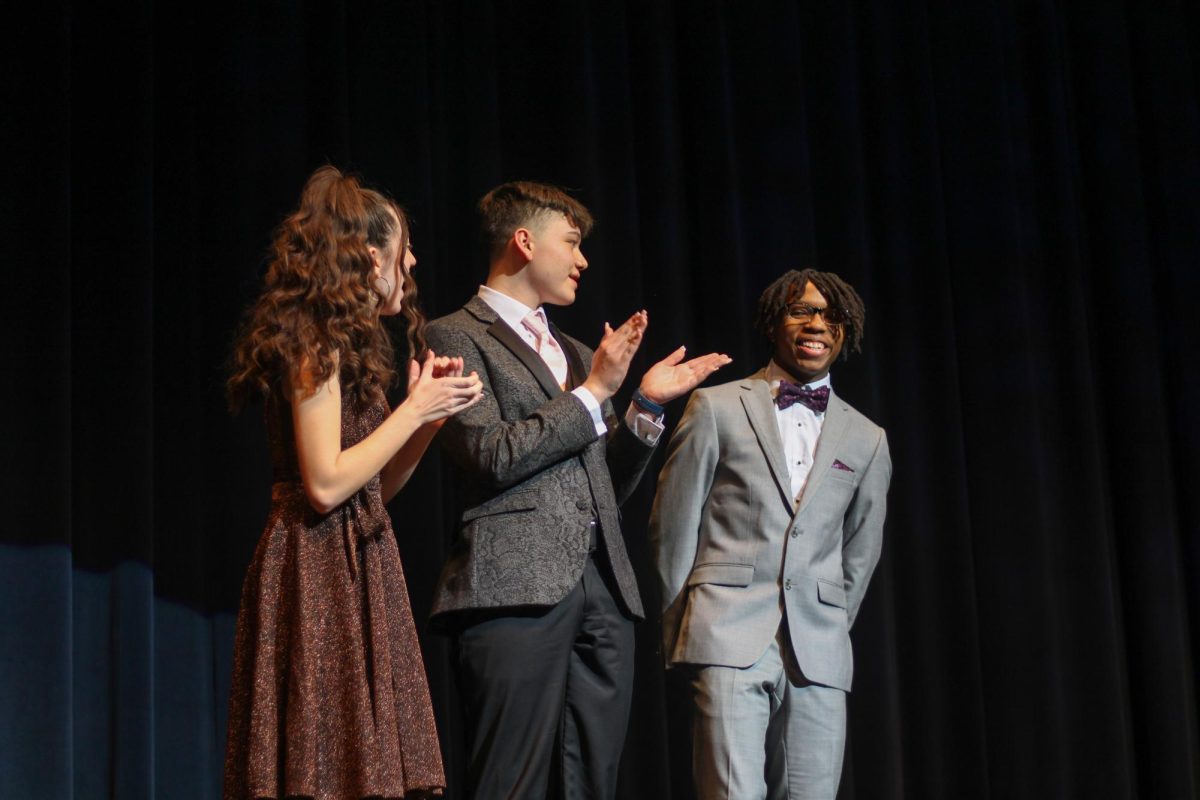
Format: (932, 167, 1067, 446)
(784, 579, 793, 590)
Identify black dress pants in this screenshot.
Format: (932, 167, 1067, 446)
(454, 553, 635, 800)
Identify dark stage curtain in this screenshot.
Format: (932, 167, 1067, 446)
(4, 1, 1199, 797)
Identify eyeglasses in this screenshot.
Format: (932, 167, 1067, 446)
(785, 303, 848, 326)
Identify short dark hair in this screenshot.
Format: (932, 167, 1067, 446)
(754, 269, 866, 358)
(478, 181, 594, 259)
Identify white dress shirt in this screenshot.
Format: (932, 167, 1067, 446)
(766, 360, 831, 507)
(477, 286, 664, 443)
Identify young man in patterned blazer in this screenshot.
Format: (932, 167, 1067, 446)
(425, 181, 730, 799)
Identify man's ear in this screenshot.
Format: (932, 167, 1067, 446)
(513, 227, 535, 261)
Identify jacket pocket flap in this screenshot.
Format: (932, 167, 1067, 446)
(817, 579, 847, 609)
(461, 491, 538, 523)
(687, 562, 754, 587)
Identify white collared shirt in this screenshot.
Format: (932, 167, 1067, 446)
(766, 360, 830, 507)
(477, 285, 549, 355)
(477, 286, 664, 443)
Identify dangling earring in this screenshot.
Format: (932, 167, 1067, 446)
(374, 275, 392, 298)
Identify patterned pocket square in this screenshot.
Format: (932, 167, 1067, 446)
(831, 459, 854, 473)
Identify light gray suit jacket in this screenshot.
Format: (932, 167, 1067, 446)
(649, 369, 890, 691)
(426, 297, 657, 625)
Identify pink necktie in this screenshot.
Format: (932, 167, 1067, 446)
(522, 309, 569, 388)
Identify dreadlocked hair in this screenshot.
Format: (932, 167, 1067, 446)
(753, 269, 866, 358)
(227, 165, 427, 411)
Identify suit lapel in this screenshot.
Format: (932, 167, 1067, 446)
(551, 321, 588, 391)
(739, 371, 795, 512)
(796, 390, 851, 514)
(465, 296, 564, 399)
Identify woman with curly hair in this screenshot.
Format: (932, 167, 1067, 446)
(223, 165, 481, 799)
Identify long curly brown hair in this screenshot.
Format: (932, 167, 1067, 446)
(227, 166, 427, 411)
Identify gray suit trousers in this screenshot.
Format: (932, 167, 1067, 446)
(690, 634, 846, 800)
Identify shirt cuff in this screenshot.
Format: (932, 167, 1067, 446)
(624, 403, 665, 445)
(571, 386, 609, 437)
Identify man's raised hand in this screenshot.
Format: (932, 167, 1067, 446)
(639, 346, 732, 405)
(581, 310, 647, 403)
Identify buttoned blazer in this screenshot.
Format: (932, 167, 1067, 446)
(649, 369, 890, 691)
(425, 296, 656, 623)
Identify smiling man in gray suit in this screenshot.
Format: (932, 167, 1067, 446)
(649, 269, 891, 799)
(426, 181, 730, 799)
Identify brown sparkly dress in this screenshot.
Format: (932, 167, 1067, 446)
(224, 392, 445, 800)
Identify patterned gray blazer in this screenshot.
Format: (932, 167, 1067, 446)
(649, 369, 891, 691)
(425, 296, 657, 623)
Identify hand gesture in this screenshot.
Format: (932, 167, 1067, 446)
(582, 310, 647, 403)
(639, 346, 732, 405)
(427, 354, 466, 380)
(401, 350, 483, 425)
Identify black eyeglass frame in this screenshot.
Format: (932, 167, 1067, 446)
(784, 303, 849, 326)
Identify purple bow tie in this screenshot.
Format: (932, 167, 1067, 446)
(775, 382, 829, 413)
